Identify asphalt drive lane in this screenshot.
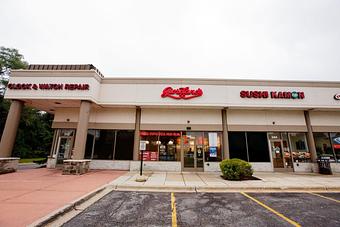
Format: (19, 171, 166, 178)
(248, 193, 340, 227)
(175, 192, 291, 227)
(63, 191, 340, 227)
(63, 191, 172, 227)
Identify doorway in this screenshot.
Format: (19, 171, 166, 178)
(182, 132, 204, 171)
(56, 136, 74, 164)
(268, 132, 293, 171)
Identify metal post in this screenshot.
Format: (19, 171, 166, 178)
(140, 149, 143, 176)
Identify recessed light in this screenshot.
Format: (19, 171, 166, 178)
(55, 102, 61, 104)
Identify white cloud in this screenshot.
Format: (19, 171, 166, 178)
(1, 0, 340, 80)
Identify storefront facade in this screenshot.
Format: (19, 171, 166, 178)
(1, 64, 340, 173)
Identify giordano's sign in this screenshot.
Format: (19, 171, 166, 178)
(240, 90, 305, 99)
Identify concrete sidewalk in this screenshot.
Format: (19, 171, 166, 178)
(109, 171, 340, 192)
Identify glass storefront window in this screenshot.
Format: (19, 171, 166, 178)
(84, 129, 134, 160)
(247, 132, 270, 162)
(229, 132, 248, 161)
(92, 130, 115, 160)
(114, 130, 134, 160)
(140, 131, 222, 163)
(204, 132, 222, 162)
(330, 133, 340, 161)
(288, 133, 311, 163)
(140, 131, 181, 161)
(313, 132, 336, 161)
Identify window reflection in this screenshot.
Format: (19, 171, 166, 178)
(288, 133, 311, 163)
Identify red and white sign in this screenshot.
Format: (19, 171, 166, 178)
(240, 90, 305, 99)
(141, 151, 159, 161)
(140, 131, 181, 137)
(161, 87, 203, 100)
(7, 83, 90, 91)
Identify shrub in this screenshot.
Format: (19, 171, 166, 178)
(219, 158, 253, 180)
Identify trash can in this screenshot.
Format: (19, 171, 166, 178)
(317, 156, 332, 175)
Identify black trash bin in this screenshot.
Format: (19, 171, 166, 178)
(317, 156, 332, 175)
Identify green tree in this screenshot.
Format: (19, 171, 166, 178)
(0, 47, 53, 158)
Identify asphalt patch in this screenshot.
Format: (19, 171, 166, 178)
(63, 191, 172, 227)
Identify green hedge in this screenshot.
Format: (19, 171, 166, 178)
(219, 158, 253, 180)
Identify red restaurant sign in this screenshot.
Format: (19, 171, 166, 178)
(161, 87, 203, 100)
(140, 131, 181, 137)
(240, 90, 305, 99)
(7, 83, 90, 91)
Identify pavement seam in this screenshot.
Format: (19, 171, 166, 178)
(240, 192, 301, 227)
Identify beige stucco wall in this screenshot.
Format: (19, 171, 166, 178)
(140, 108, 222, 130)
(227, 110, 307, 131)
(310, 111, 340, 132)
(53, 107, 136, 129)
(6, 70, 340, 110)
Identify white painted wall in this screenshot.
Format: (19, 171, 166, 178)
(54, 107, 136, 124)
(227, 110, 306, 126)
(310, 111, 340, 126)
(89, 160, 130, 170)
(130, 161, 181, 172)
(141, 108, 222, 125)
(7, 71, 340, 110)
(90, 108, 136, 123)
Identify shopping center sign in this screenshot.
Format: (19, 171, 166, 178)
(240, 90, 305, 99)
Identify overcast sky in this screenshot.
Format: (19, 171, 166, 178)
(1, 0, 340, 80)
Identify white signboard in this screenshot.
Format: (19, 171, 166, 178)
(208, 133, 218, 147)
(140, 140, 147, 151)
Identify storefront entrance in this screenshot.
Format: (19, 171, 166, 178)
(56, 136, 73, 164)
(268, 133, 293, 171)
(182, 132, 204, 171)
(55, 129, 75, 165)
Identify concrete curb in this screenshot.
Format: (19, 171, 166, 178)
(27, 184, 109, 227)
(110, 184, 340, 193)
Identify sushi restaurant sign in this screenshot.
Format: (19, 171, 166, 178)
(240, 90, 305, 99)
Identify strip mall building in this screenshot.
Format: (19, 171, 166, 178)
(1, 64, 340, 173)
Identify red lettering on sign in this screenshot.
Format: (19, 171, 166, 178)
(7, 83, 90, 91)
(242, 90, 305, 99)
(161, 87, 203, 99)
(140, 131, 181, 137)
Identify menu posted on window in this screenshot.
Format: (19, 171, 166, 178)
(140, 151, 159, 161)
(208, 133, 218, 147)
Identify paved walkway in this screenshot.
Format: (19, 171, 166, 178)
(110, 171, 340, 192)
(0, 168, 126, 227)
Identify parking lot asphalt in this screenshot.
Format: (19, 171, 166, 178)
(63, 191, 340, 227)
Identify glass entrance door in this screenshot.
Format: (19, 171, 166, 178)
(270, 140, 285, 168)
(56, 137, 73, 164)
(268, 132, 293, 170)
(182, 132, 204, 171)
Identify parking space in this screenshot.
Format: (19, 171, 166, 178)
(247, 192, 340, 226)
(64, 191, 340, 227)
(63, 191, 172, 227)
